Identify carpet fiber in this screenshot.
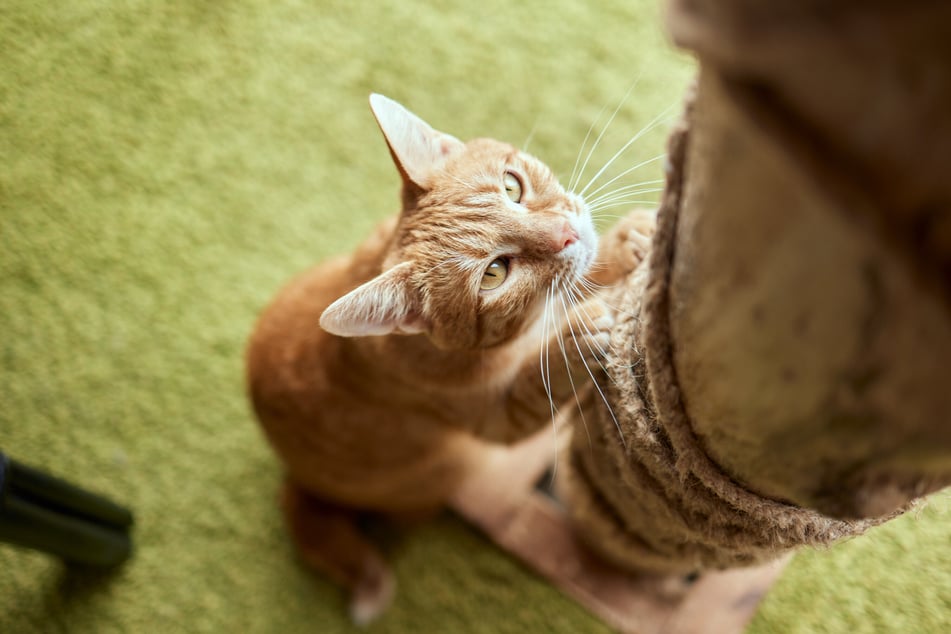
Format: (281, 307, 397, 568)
(2, 1, 948, 632)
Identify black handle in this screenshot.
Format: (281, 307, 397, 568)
(0, 451, 134, 566)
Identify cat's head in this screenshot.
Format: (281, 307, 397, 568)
(320, 94, 596, 349)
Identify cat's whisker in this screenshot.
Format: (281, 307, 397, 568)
(582, 154, 666, 202)
(587, 184, 664, 207)
(539, 292, 557, 476)
(584, 179, 665, 207)
(590, 200, 660, 215)
(578, 277, 627, 303)
(589, 186, 664, 205)
(591, 214, 637, 221)
(578, 278, 632, 305)
(577, 277, 608, 291)
(564, 273, 597, 308)
(588, 186, 663, 210)
(568, 104, 608, 194)
(539, 283, 560, 480)
(583, 265, 614, 280)
(563, 290, 629, 404)
(583, 280, 637, 317)
(565, 286, 628, 373)
(577, 108, 676, 199)
(554, 285, 593, 452)
(577, 103, 677, 198)
(588, 187, 664, 209)
(575, 278, 640, 319)
(562, 287, 611, 362)
(590, 202, 662, 219)
(539, 286, 553, 399)
(570, 75, 642, 194)
(548, 280, 567, 481)
(559, 291, 627, 449)
(561, 286, 607, 364)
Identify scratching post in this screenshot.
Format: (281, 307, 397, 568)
(452, 1, 951, 631)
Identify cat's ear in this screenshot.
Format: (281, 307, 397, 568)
(319, 262, 427, 337)
(369, 93, 463, 191)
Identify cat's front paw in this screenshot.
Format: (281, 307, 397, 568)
(587, 208, 657, 287)
(624, 226, 652, 267)
(621, 208, 656, 268)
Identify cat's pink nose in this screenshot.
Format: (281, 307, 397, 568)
(554, 221, 579, 252)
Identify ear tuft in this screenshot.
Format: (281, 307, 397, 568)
(369, 94, 464, 190)
(319, 262, 426, 337)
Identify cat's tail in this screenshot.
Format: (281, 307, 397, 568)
(281, 480, 395, 625)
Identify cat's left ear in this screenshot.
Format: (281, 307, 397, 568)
(319, 262, 427, 337)
(369, 93, 464, 191)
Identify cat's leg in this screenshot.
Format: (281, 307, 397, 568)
(281, 480, 395, 625)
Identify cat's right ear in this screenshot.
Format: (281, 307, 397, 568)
(369, 94, 463, 192)
(319, 262, 427, 337)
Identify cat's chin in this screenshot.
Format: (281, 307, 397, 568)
(560, 244, 590, 278)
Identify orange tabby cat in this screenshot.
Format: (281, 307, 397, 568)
(246, 94, 605, 623)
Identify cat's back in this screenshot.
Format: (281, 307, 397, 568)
(247, 216, 396, 405)
(246, 253, 350, 423)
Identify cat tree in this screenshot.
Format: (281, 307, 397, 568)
(452, 1, 951, 631)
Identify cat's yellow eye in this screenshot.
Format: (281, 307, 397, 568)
(480, 258, 508, 290)
(503, 171, 523, 203)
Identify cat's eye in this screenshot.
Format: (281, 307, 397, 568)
(503, 171, 523, 203)
(480, 258, 509, 290)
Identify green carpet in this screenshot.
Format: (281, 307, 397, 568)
(1, 1, 948, 632)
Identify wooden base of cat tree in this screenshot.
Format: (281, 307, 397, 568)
(449, 428, 789, 634)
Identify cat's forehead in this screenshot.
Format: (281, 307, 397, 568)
(448, 139, 555, 183)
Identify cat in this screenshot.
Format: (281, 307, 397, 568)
(245, 94, 613, 624)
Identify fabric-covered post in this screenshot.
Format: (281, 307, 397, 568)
(558, 0, 951, 575)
